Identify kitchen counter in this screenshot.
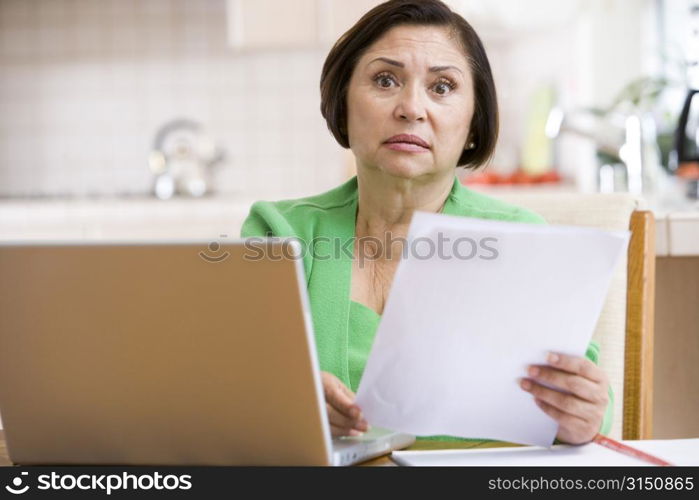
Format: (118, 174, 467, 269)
(0, 196, 259, 242)
(656, 211, 699, 256)
(1, 191, 698, 255)
(465, 183, 699, 256)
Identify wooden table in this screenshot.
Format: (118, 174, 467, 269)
(0, 430, 520, 466)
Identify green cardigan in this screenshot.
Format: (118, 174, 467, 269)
(240, 174, 613, 437)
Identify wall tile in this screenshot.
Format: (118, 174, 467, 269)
(0, 0, 346, 199)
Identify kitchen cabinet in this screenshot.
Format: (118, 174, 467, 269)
(226, 0, 319, 49)
(653, 257, 699, 440)
(318, 0, 384, 45)
(0, 198, 255, 242)
(225, 0, 383, 49)
(224, 0, 585, 50)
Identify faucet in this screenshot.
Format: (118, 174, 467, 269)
(545, 107, 660, 196)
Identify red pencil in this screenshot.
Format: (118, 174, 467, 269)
(593, 434, 674, 466)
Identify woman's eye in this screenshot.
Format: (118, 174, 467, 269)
(374, 73, 397, 89)
(433, 80, 455, 95)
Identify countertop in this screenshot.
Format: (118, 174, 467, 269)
(1, 190, 697, 256)
(467, 183, 699, 257)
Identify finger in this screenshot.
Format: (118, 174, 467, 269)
(324, 382, 359, 419)
(547, 352, 606, 383)
(330, 424, 363, 438)
(327, 403, 368, 431)
(534, 397, 588, 430)
(528, 365, 607, 405)
(520, 378, 597, 422)
(330, 423, 348, 437)
(326, 403, 355, 428)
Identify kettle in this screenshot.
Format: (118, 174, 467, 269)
(673, 90, 699, 199)
(672, 2, 699, 200)
(148, 119, 225, 200)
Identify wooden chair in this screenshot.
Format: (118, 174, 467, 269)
(489, 191, 655, 440)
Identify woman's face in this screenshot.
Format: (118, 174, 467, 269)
(346, 24, 475, 180)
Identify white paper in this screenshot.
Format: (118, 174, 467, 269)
(391, 439, 699, 466)
(355, 211, 630, 447)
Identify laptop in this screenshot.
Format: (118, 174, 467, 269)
(0, 238, 414, 466)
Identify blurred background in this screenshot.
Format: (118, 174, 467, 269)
(0, 0, 698, 205)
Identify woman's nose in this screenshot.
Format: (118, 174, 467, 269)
(393, 86, 426, 122)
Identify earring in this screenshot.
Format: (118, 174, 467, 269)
(465, 142, 475, 150)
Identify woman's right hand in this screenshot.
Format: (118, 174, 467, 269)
(321, 371, 369, 437)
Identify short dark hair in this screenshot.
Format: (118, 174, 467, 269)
(320, 0, 498, 169)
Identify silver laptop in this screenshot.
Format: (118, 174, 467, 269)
(0, 238, 414, 466)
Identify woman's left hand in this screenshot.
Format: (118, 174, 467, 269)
(520, 352, 609, 445)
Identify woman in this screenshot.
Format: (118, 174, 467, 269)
(241, 0, 612, 445)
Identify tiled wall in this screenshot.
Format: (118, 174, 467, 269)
(0, 0, 652, 200)
(0, 0, 346, 199)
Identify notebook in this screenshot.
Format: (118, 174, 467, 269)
(392, 439, 699, 466)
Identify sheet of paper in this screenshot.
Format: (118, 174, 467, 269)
(355, 211, 630, 447)
(391, 439, 699, 466)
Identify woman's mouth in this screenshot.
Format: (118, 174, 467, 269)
(383, 134, 431, 153)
